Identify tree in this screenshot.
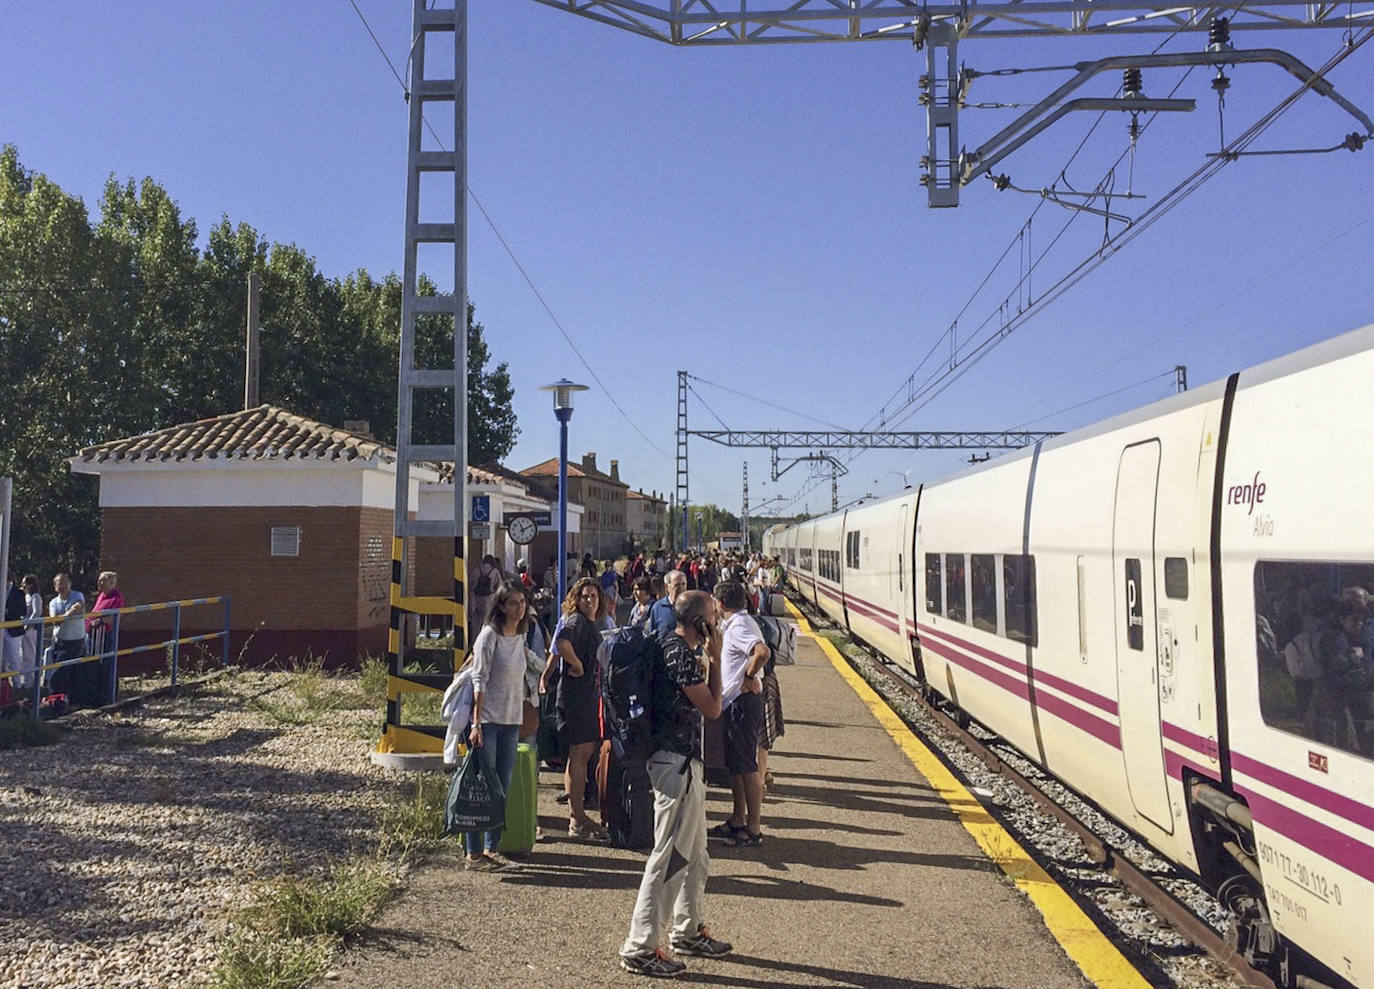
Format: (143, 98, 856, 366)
(0, 145, 521, 585)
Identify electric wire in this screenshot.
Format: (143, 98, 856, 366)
(1012, 369, 1177, 429)
(854, 16, 1217, 440)
(685, 374, 847, 430)
(880, 25, 1374, 436)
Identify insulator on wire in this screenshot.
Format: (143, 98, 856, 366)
(1208, 17, 1232, 51)
(1213, 69, 1231, 106)
(1123, 67, 1143, 98)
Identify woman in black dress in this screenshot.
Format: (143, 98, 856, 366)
(555, 577, 609, 838)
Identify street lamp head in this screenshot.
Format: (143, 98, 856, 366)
(540, 378, 589, 413)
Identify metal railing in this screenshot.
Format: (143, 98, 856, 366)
(0, 596, 230, 718)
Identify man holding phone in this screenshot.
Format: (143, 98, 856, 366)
(619, 590, 732, 978)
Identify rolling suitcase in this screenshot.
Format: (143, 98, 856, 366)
(768, 591, 786, 616)
(599, 742, 654, 850)
(498, 742, 539, 855)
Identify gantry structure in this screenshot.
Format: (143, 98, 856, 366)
(378, 0, 1371, 762)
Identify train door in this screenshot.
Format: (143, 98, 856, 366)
(1113, 440, 1173, 832)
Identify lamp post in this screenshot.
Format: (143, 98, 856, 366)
(696, 513, 703, 553)
(540, 379, 589, 610)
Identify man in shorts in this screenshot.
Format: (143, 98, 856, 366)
(709, 580, 769, 848)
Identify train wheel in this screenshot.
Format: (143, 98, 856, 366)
(1218, 874, 1279, 975)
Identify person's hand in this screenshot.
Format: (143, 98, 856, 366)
(538, 672, 550, 695)
(468, 722, 483, 747)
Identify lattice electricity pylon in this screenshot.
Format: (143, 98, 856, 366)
(375, 0, 469, 770)
(676, 370, 690, 552)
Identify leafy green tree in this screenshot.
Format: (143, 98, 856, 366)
(0, 145, 520, 586)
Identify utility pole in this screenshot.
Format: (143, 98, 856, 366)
(1174, 365, 1188, 393)
(676, 371, 689, 553)
(244, 272, 260, 409)
(742, 462, 750, 554)
(830, 456, 839, 513)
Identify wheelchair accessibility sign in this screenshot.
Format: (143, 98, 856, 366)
(470, 495, 490, 523)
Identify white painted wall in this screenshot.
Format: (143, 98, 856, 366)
(77, 459, 426, 511)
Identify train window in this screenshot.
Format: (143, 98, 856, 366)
(1254, 560, 1374, 760)
(925, 554, 942, 614)
(946, 554, 966, 623)
(1164, 558, 1189, 600)
(1004, 555, 1038, 647)
(971, 554, 998, 633)
(846, 531, 862, 569)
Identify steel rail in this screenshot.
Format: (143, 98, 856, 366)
(800, 599, 1279, 989)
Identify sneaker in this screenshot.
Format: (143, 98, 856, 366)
(619, 949, 686, 978)
(483, 850, 514, 869)
(730, 830, 764, 848)
(707, 820, 745, 841)
(671, 925, 732, 957)
(465, 855, 495, 872)
(555, 790, 571, 804)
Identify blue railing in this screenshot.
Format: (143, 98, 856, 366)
(1, 596, 230, 718)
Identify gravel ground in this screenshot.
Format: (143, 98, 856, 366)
(0, 669, 398, 989)
(815, 623, 1249, 989)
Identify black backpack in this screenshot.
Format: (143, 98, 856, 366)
(602, 624, 664, 760)
(473, 565, 495, 597)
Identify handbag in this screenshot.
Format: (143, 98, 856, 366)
(444, 741, 508, 835)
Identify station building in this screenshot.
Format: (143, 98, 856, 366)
(69, 406, 430, 667)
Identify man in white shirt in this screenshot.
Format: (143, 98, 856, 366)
(708, 580, 770, 847)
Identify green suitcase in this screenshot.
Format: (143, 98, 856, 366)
(498, 742, 538, 855)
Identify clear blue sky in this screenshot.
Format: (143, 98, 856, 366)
(5, 3, 1372, 518)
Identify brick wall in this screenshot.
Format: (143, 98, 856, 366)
(100, 505, 386, 665)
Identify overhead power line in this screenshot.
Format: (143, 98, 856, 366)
(345, 0, 675, 463)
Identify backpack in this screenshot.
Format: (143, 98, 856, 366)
(1284, 631, 1321, 680)
(473, 565, 495, 597)
(755, 614, 796, 667)
(602, 624, 664, 760)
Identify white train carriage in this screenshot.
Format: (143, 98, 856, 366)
(811, 512, 848, 628)
(1214, 329, 1374, 988)
(767, 323, 1374, 987)
(837, 494, 919, 674)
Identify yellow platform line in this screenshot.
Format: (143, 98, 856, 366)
(785, 599, 1150, 989)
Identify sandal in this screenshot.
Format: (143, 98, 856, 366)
(708, 820, 746, 841)
(730, 830, 764, 848)
(568, 819, 607, 840)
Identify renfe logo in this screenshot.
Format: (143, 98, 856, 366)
(1227, 471, 1266, 515)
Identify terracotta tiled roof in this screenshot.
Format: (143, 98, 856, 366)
(433, 462, 525, 487)
(626, 489, 665, 503)
(521, 457, 588, 479)
(75, 406, 392, 465)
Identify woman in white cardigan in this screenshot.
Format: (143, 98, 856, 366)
(463, 580, 533, 872)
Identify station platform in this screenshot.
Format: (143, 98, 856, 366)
(335, 609, 1147, 988)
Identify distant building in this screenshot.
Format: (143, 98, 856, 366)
(626, 488, 668, 552)
(521, 452, 628, 559)
(414, 462, 576, 592)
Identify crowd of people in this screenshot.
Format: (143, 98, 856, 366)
(2, 570, 124, 708)
(453, 546, 790, 978)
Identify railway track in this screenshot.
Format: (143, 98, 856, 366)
(797, 601, 1278, 989)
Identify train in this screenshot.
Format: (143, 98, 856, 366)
(764, 323, 1374, 989)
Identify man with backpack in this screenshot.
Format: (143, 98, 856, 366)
(708, 580, 770, 848)
(619, 591, 731, 978)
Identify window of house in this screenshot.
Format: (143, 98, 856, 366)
(1254, 560, 1374, 760)
(971, 554, 997, 633)
(946, 553, 966, 623)
(1003, 555, 1037, 646)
